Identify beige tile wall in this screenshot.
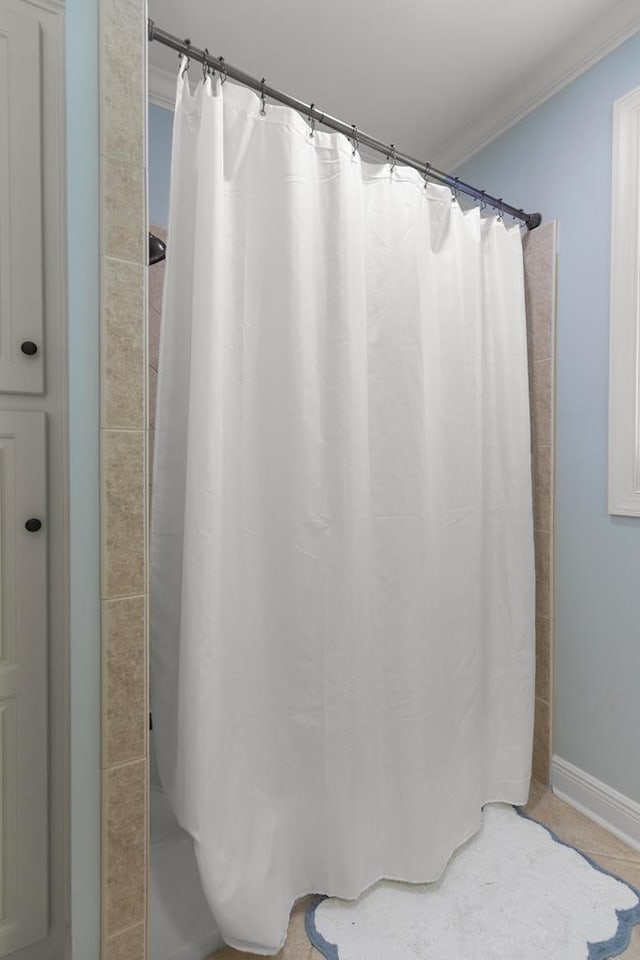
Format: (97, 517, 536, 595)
(523, 221, 557, 784)
(100, 0, 148, 957)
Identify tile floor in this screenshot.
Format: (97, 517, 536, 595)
(209, 781, 640, 960)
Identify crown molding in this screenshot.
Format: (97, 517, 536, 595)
(436, 0, 640, 171)
(22, 0, 65, 12)
(149, 63, 176, 111)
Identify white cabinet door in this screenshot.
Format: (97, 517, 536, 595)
(0, 412, 47, 955)
(0, 1, 44, 394)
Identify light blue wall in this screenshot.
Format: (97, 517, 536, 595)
(149, 103, 173, 228)
(459, 33, 640, 802)
(67, 0, 101, 956)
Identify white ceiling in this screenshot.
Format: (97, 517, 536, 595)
(147, 0, 640, 169)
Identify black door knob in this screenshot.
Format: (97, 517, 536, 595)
(21, 341, 38, 356)
(25, 518, 42, 532)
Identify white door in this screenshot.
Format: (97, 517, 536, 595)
(0, 411, 47, 955)
(0, 0, 44, 394)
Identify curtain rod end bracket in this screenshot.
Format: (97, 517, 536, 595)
(148, 18, 156, 42)
(526, 212, 542, 230)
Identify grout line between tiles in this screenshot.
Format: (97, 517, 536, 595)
(104, 919, 146, 944)
(104, 755, 147, 774)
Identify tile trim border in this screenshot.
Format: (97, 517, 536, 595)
(524, 219, 557, 785)
(99, 0, 149, 954)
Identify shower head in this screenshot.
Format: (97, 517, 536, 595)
(149, 231, 167, 265)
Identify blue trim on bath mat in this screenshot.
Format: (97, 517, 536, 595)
(305, 894, 338, 960)
(517, 805, 640, 960)
(304, 806, 640, 960)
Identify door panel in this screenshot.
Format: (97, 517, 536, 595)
(0, 1, 44, 394)
(0, 411, 47, 955)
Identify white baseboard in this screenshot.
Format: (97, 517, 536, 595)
(551, 755, 640, 852)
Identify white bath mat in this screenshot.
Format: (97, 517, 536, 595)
(305, 804, 640, 960)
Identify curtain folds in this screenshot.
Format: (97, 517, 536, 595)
(151, 68, 535, 955)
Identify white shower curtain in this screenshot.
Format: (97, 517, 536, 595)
(151, 66, 535, 955)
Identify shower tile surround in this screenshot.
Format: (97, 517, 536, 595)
(95, 0, 555, 940)
(100, 0, 148, 957)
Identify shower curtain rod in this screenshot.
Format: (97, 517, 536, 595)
(148, 20, 541, 231)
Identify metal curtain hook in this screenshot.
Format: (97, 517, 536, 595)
(218, 55, 227, 84)
(389, 144, 396, 174)
(260, 78, 267, 116)
(351, 124, 358, 157)
(480, 189, 487, 212)
(496, 198, 504, 222)
(451, 176, 460, 204)
(179, 40, 191, 77)
(202, 48, 210, 81)
(423, 162, 431, 189)
(308, 103, 316, 138)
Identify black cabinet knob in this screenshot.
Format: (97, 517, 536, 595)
(21, 341, 38, 356)
(25, 518, 42, 533)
